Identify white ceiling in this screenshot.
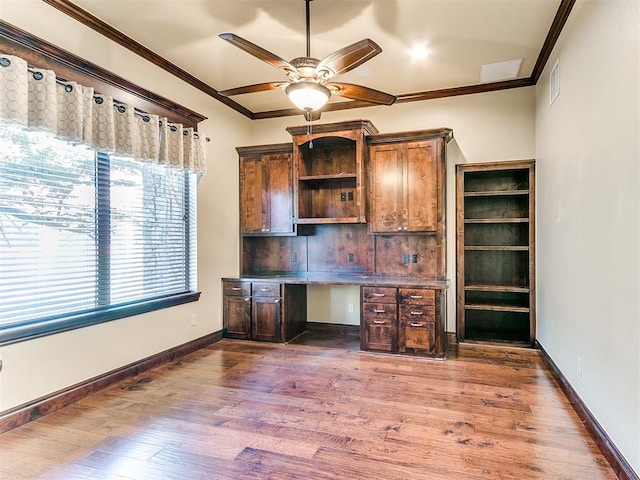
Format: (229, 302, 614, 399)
(69, 0, 562, 116)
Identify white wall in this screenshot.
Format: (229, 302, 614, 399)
(249, 88, 536, 331)
(0, 0, 252, 411)
(535, 0, 640, 473)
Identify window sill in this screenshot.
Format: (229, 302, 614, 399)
(0, 292, 201, 346)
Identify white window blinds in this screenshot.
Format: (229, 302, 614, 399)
(0, 122, 197, 333)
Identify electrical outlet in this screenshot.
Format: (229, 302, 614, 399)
(190, 314, 197, 327)
(348, 303, 354, 313)
(340, 192, 347, 202)
(411, 253, 418, 263)
(402, 253, 410, 264)
(577, 357, 583, 378)
(347, 191, 354, 201)
(291, 252, 297, 262)
(348, 252, 354, 262)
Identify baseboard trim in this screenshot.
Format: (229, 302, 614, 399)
(0, 330, 223, 434)
(536, 341, 639, 480)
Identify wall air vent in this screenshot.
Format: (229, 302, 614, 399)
(550, 58, 560, 105)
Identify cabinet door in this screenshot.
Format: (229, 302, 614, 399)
(252, 296, 282, 342)
(404, 140, 437, 232)
(360, 303, 397, 352)
(240, 155, 265, 234)
(223, 295, 251, 339)
(240, 152, 294, 235)
(264, 153, 294, 234)
(369, 144, 403, 233)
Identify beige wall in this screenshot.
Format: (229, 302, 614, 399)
(535, 0, 640, 473)
(250, 88, 536, 331)
(0, 0, 252, 411)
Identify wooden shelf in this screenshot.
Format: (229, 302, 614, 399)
(465, 303, 530, 313)
(296, 217, 360, 225)
(299, 173, 357, 182)
(464, 190, 529, 197)
(464, 246, 529, 251)
(464, 218, 529, 224)
(465, 284, 530, 293)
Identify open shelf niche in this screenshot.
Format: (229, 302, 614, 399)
(456, 160, 535, 345)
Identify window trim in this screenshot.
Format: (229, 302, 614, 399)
(0, 291, 200, 346)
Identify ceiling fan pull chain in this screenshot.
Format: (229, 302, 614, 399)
(307, 120, 313, 149)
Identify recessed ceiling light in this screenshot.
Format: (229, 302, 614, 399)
(410, 44, 429, 60)
(480, 58, 523, 83)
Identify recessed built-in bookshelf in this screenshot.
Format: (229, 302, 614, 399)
(456, 160, 535, 345)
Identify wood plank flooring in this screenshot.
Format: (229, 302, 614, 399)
(0, 335, 618, 479)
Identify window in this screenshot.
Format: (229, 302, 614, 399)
(0, 122, 198, 344)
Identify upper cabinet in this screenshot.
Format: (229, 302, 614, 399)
(287, 120, 378, 225)
(238, 143, 294, 235)
(368, 130, 452, 234)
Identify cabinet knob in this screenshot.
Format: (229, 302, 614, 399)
(397, 227, 402, 231)
(403, 226, 408, 231)
(373, 309, 386, 313)
(274, 299, 280, 304)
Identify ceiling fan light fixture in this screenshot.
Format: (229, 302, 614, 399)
(285, 81, 330, 112)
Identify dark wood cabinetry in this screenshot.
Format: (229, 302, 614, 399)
(222, 280, 251, 339)
(361, 287, 397, 352)
(361, 285, 445, 357)
(456, 160, 535, 345)
(287, 120, 378, 224)
(238, 143, 294, 235)
(398, 288, 438, 355)
(368, 132, 449, 234)
(223, 280, 306, 342)
(226, 120, 451, 358)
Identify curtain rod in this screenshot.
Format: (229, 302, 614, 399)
(24, 66, 210, 142)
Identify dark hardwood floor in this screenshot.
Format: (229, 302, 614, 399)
(0, 334, 618, 479)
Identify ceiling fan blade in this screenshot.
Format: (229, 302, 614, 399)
(328, 82, 396, 105)
(219, 33, 297, 75)
(316, 39, 382, 79)
(218, 82, 287, 96)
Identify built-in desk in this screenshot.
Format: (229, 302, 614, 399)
(222, 275, 448, 358)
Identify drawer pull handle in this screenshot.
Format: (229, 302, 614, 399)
(410, 295, 423, 299)
(410, 322, 424, 327)
(259, 288, 271, 292)
(373, 320, 386, 324)
(372, 293, 386, 297)
(373, 309, 386, 313)
(231, 287, 242, 291)
(410, 311, 424, 316)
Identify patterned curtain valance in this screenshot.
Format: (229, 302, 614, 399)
(0, 53, 207, 174)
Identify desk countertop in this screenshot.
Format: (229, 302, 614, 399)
(223, 273, 449, 289)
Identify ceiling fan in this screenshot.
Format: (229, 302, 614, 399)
(218, 0, 396, 121)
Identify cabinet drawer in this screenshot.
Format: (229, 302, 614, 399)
(224, 280, 251, 296)
(362, 316, 397, 352)
(398, 288, 435, 305)
(252, 282, 281, 297)
(362, 302, 397, 320)
(399, 304, 435, 322)
(398, 319, 435, 355)
(362, 286, 397, 304)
